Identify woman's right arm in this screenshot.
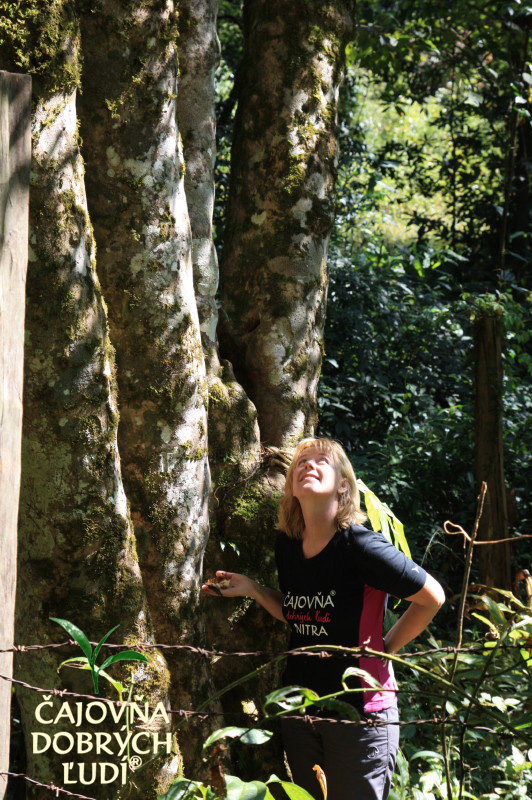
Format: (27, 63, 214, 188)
(201, 570, 287, 624)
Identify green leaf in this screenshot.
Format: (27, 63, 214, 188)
(487, 587, 529, 613)
(97, 650, 148, 674)
(158, 778, 203, 800)
(363, 489, 382, 534)
(203, 727, 273, 751)
(410, 750, 444, 762)
(267, 779, 316, 800)
(380, 511, 391, 542)
(56, 657, 123, 696)
(92, 624, 120, 666)
(471, 612, 500, 638)
(225, 775, 273, 800)
(390, 516, 412, 558)
(356, 481, 411, 557)
(479, 596, 507, 627)
(57, 656, 90, 672)
(342, 666, 383, 690)
(96, 669, 126, 698)
(263, 686, 318, 714)
(314, 697, 360, 720)
(50, 617, 92, 662)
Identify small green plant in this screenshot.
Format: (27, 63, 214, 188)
(50, 617, 148, 695)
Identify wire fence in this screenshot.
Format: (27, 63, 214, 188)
(3, 638, 528, 800)
(3, 485, 531, 800)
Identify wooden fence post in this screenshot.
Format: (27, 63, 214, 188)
(0, 69, 31, 799)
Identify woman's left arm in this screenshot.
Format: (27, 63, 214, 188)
(383, 573, 445, 655)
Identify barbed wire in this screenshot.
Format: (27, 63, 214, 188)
(0, 672, 210, 718)
(1, 668, 528, 728)
(1, 771, 98, 800)
(1, 640, 527, 657)
(4, 492, 529, 800)
(0, 702, 508, 800)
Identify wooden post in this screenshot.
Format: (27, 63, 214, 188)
(0, 70, 31, 799)
(474, 311, 512, 590)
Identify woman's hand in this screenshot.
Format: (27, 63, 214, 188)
(201, 570, 254, 598)
(384, 573, 445, 655)
(201, 570, 287, 623)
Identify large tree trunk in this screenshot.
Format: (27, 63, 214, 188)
(474, 312, 512, 589)
(77, 0, 216, 772)
(2, 0, 355, 791)
(16, 73, 176, 800)
(220, 0, 355, 448)
(2, 7, 177, 799)
(200, 0, 355, 780)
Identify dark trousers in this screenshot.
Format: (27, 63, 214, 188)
(280, 705, 400, 800)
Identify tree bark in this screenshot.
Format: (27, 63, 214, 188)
(176, 0, 220, 373)
(1, 8, 177, 798)
(474, 312, 512, 589)
(77, 0, 215, 772)
(220, 0, 355, 448)
(200, 0, 355, 779)
(0, 69, 31, 800)
(1, 0, 356, 789)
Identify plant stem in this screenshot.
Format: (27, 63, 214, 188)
(441, 482, 486, 800)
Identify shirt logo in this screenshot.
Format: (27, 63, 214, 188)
(411, 566, 419, 572)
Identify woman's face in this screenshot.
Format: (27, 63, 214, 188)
(291, 446, 345, 504)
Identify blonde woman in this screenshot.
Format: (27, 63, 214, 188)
(202, 437, 445, 800)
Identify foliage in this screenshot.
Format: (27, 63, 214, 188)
(358, 478, 412, 557)
(210, 3, 532, 794)
(162, 589, 532, 800)
(159, 773, 316, 800)
(213, 0, 244, 258)
(387, 590, 532, 799)
(49, 617, 148, 695)
(316, 0, 532, 581)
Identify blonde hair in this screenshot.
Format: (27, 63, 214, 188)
(278, 437, 366, 539)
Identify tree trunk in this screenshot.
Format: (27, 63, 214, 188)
(2, 9, 177, 799)
(474, 312, 512, 589)
(77, 0, 216, 772)
(176, 0, 220, 374)
(200, 0, 355, 780)
(220, 0, 355, 448)
(0, 69, 31, 800)
(1, 0, 355, 790)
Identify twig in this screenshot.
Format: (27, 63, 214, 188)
(443, 521, 532, 545)
(441, 483, 486, 800)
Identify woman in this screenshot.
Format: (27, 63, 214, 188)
(202, 437, 445, 800)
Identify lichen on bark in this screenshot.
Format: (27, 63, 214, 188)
(0, 5, 178, 796)
(1, 0, 357, 788)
